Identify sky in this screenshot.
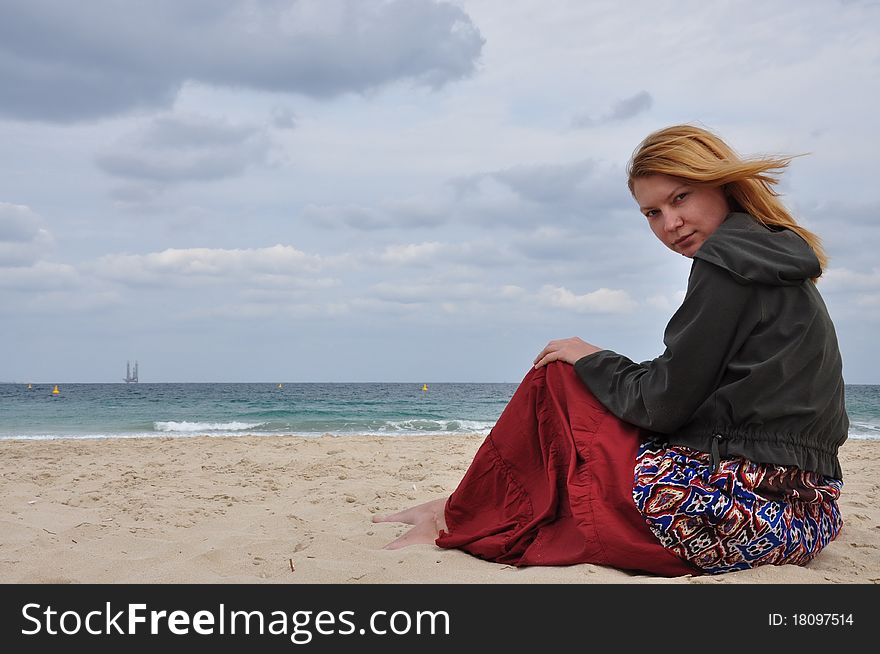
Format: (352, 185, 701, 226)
(1, 0, 879, 384)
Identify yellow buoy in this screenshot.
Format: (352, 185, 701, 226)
(52, 385, 60, 395)
(277, 383, 283, 389)
(421, 383, 428, 392)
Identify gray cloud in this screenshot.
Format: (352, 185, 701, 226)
(297, 157, 642, 274)
(0, 202, 52, 266)
(451, 159, 632, 229)
(302, 159, 633, 234)
(90, 244, 325, 288)
(490, 160, 625, 208)
(798, 200, 880, 272)
(271, 107, 298, 130)
(510, 226, 587, 261)
(365, 240, 513, 269)
(369, 280, 488, 304)
(0, 0, 484, 123)
(0, 261, 79, 291)
(301, 204, 394, 231)
(302, 200, 447, 231)
(96, 113, 271, 184)
(571, 90, 653, 128)
(0, 202, 42, 241)
(363, 278, 639, 316)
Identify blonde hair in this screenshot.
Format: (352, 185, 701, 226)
(627, 124, 826, 275)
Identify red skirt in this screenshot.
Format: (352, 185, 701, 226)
(435, 362, 697, 577)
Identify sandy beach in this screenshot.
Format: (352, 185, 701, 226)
(1, 434, 877, 584)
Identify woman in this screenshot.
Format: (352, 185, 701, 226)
(373, 125, 847, 576)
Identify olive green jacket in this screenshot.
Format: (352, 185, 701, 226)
(575, 212, 847, 478)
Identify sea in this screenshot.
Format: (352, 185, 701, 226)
(1, 382, 878, 441)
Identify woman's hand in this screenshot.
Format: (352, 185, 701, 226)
(533, 337, 602, 369)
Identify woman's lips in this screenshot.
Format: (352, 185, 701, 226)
(674, 232, 695, 247)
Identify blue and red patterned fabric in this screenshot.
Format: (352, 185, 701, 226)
(633, 441, 843, 574)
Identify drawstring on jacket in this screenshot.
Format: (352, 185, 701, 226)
(710, 433, 725, 472)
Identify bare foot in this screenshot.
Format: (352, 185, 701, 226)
(382, 520, 444, 549)
(373, 497, 449, 549)
(372, 497, 446, 525)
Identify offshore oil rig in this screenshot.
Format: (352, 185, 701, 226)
(124, 360, 139, 383)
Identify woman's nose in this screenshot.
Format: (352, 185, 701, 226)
(664, 211, 684, 231)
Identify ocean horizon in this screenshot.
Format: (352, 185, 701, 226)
(2, 382, 878, 441)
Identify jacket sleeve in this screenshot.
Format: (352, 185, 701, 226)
(573, 259, 755, 433)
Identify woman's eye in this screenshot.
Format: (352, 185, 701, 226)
(674, 192, 688, 202)
(645, 210, 657, 218)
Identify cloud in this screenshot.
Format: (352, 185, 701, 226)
(376, 242, 446, 265)
(821, 268, 880, 321)
(382, 199, 448, 229)
(855, 294, 880, 307)
(369, 281, 487, 304)
(271, 107, 298, 130)
(301, 204, 394, 231)
(365, 278, 639, 316)
(96, 113, 271, 185)
(0, 203, 43, 242)
(362, 240, 514, 270)
(182, 300, 351, 322)
(822, 267, 880, 292)
(538, 285, 637, 313)
(646, 291, 687, 312)
(0, 0, 484, 123)
(91, 244, 326, 288)
(305, 159, 633, 235)
(797, 200, 880, 271)
(0, 260, 80, 291)
(492, 160, 609, 205)
(302, 199, 447, 231)
(451, 159, 632, 228)
(571, 90, 653, 128)
(0, 202, 53, 266)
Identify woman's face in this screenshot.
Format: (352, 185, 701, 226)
(632, 174, 731, 258)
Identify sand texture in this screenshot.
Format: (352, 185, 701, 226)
(1, 435, 877, 584)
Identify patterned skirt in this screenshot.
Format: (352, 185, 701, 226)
(633, 441, 843, 574)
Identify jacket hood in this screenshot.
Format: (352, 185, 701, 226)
(693, 212, 820, 285)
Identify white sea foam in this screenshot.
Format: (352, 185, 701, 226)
(848, 422, 880, 439)
(153, 421, 262, 433)
(0, 432, 175, 441)
(377, 419, 495, 435)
